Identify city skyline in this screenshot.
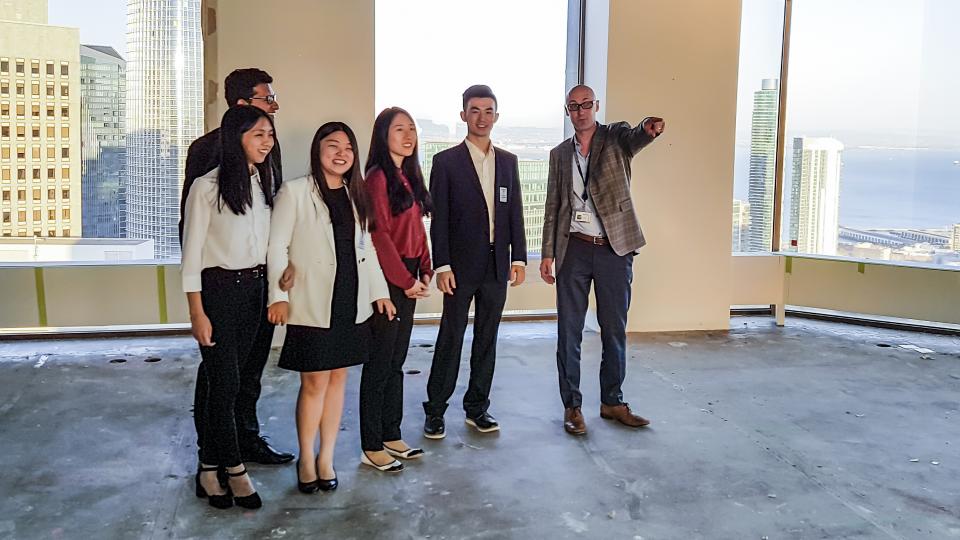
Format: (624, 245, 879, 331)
(736, 73, 958, 267)
(10, 1, 959, 269)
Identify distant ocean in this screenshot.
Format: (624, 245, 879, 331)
(734, 147, 960, 230)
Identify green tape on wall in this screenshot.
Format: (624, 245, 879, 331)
(785, 256, 792, 274)
(857, 262, 865, 274)
(157, 266, 169, 324)
(34, 267, 48, 327)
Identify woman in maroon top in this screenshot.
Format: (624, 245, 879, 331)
(359, 107, 434, 471)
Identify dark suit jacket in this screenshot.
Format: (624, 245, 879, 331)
(429, 142, 526, 285)
(542, 121, 654, 272)
(178, 127, 283, 245)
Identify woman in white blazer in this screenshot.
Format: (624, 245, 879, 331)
(266, 121, 395, 494)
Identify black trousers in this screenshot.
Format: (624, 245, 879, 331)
(423, 250, 507, 418)
(556, 238, 634, 409)
(193, 267, 271, 466)
(360, 258, 419, 451)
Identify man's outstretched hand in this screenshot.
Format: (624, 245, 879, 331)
(643, 117, 665, 138)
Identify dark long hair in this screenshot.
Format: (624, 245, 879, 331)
(217, 105, 276, 215)
(309, 122, 371, 231)
(365, 107, 432, 218)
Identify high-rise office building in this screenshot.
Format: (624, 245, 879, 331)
(746, 78, 779, 252)
(732, 199, 751, 252)
(0, 0, 81, 240)
(125, 0, 202, 259)
(80, 45, 125, 239)
(951, 223, 960, 252)
(420, 140, 456, 184)
(519, 159, 547, 255)
(789, 137, 843, 255)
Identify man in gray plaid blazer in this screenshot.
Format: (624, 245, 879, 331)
(539, 84, 665, 436)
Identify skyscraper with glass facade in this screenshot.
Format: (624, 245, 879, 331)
(518, 159, 547, 255)
(746, 78, 779, 252)
(124, 0, 202, 259)
(789, 137, 843, 256)
(80, 45, 125, 239)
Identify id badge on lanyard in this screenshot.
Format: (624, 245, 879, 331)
(574, 140, 593, 224)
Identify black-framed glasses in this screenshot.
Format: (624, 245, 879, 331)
(566, 100, 598, 112)
(249, 94, 278, 105)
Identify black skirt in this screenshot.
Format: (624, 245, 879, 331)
(278, 187, 372, 372)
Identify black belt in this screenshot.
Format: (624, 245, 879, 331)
(202, 265, 267, 283)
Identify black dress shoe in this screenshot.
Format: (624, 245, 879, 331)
(240, 436, 295, 465)
(423, 415, 445, 439)
(465, 412, 500, 433)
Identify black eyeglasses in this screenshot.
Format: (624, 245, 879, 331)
(566, 100, 598, 112)
(249, 94, 278, 105)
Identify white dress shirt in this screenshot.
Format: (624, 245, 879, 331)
(181, 167, 271, 292)
(465, 138, 497, 243)
(434, 138, 524, 274)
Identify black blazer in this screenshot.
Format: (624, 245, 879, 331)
(177, 127, 283, 245)
(429, 142, 526, 285)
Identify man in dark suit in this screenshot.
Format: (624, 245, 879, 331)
(540, 84, 665, 436)
(423, 85, 527, 439)
(182, 68, 293, 465)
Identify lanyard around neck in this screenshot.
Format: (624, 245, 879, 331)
(573, 138, 590, 201)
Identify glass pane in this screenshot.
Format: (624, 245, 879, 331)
(0, 0, 206, 262)
(732, 0, 785, 253)
(784, 0, 960, 267)
(375, 0, 569, 259)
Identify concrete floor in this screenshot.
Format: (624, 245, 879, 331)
(0, 318, 959, 540)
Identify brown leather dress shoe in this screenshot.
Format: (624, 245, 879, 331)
(563, 407, 587, 436)
(599, 403, 650, 428)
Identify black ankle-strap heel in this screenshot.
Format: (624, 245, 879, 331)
(227, 467, 263, 509)
(195, 466, 233, 509)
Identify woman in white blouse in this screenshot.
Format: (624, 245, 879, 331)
(266, 122, 396, 493)
(181, 105, 277, 510)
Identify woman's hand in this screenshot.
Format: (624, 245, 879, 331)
(267, 301, 289, 325)
(279, 263, 296, 292)
(375, 298, 397, 321)
(190, 312, 215, 347)
(404, 280, 430, 299)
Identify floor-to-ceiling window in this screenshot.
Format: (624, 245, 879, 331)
(374, 0, 571, 258)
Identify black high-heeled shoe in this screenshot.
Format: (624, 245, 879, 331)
(227, 467, 263, 509)
(317, 470, 338, 492)
(296, 459, 320, 494)
(195, 466, 233, 509)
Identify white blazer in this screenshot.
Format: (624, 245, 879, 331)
(267, 175, 389, 328)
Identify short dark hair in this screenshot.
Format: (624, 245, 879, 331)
(462, 84, 497, 111)
(224, 68, 273, 106)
